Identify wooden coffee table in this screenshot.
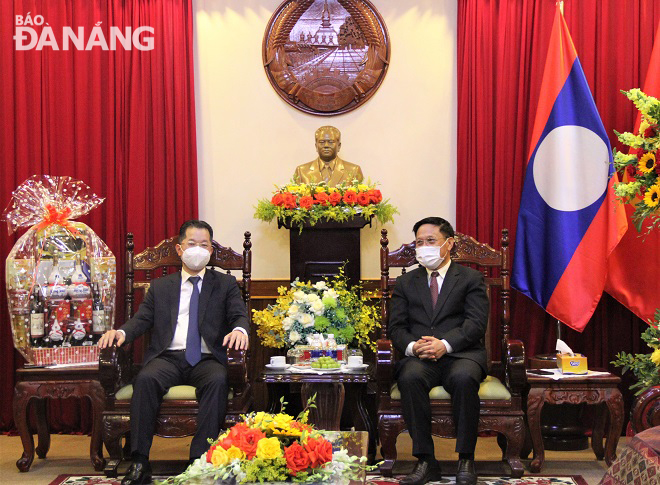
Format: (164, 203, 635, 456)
(526, 371, 624, 472)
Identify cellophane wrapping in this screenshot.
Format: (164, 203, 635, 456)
(3, 175, 116, 365)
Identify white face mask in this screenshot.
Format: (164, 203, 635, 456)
(415, 240, 448, 270)
(181, 246, 211, 272)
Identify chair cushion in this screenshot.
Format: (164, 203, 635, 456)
(390, 375, 511, 401)
(115, 385, 233, 401)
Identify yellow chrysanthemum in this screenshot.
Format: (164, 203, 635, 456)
(225, 445, 245, 462)
(211, 446, 230, 466)
(255, 437, 282, 460)
(644, 185, 660, 207)
(638, 152, 656, 173)
(650, 348, 660, 366)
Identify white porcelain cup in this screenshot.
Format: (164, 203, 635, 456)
(270, 356, 286, 367)
(347, 355, 363, 367)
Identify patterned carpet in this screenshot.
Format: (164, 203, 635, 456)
(49, 475, 588, 485)
(598, 426, 660, 485)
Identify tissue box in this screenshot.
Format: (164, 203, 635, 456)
(556, 353, 588, 374)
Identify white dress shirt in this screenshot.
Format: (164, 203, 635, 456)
(405, 260, 454, 357)
(118, 267, 247, 351)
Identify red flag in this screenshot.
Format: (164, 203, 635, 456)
(604, 20, 660, 323)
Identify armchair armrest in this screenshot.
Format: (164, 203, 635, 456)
(99, 343, 134, 399)
(227, 348, 248, 391)
(376, 338, 395, 398)
(504, 338, 526, 396)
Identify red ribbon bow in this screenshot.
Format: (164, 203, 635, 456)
(35, 204, 79, 235)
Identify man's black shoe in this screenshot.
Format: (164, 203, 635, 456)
(121, 460, 152, 485)
(400, 458, 442, 485)
(456, 458, 477, 485)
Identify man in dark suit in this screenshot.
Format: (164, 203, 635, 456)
(98, 220, 249, 485)
(389, 217, 488, 485)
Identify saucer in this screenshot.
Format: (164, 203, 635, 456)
(265, 363, 290, 370)
(343, 363, 368, 370)
(311, 367, 342, 373)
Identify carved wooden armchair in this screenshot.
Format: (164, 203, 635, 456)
(99, 232, 253, 476)
(376, 229, 526, 477)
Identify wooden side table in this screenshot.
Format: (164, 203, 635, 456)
(259, 366, 375, 461)
(13, 365, 105, 472)
(526, 371, 624, 473)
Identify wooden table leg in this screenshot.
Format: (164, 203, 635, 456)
(527, 388, 546, 473)
(301, 382, 345, 430)
(34, 398, 51, 459)
(13, 383, 35, 472)
(88, 381, 106, 471)
(591, 402, 606, 460)
(345, 383, 376, 462)
(604, 389, 624, 467)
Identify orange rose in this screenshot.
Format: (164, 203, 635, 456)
(356, 192, 370, 206)
(367, 189, 382, 204)
(284, 441, 311, 475)
(271, 193, 285, 206)
(328, 191, 342, 206)
(343, 190, 357, 205)
(314, 192, 329, 206)
(206, 444, 217, 463)
(299, 195, 314, 209)
(282, 192, 297, 209)
(237, 427, 266, 459)
(304, 436, 333, 468)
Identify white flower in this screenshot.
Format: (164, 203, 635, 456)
(293, 290, 306, 303)
(289, 330, 301, 344)
(282, 317, 294, 330)
(323, 289, 338, 299)
(299, 313, 314, 328)
(314, 281, 328, 290)
(310, 300, 325, 316)
(288, 304, 300, 316)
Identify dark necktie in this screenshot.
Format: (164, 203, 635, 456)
(430, 271, 440, 308)
(185, 276, 202, 366)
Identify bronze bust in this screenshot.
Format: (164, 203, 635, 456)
(293, 126, 363, 187)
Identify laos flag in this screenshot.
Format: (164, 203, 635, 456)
(511, 6, 627, 332)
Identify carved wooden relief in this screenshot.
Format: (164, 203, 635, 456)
(263, 0, 390, 115)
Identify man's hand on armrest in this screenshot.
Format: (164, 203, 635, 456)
(223, 329, 249, 350)
(98, 329, 126, 349)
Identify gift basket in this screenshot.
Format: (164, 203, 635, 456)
(3, 175, 116, 365)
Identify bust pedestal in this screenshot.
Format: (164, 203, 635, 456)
(279, 217, 371, 286)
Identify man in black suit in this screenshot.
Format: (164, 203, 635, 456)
(98, 220, 249, 485)
(389, 217, 488, 485)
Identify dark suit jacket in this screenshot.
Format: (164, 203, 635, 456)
(389, 262, 489, 372)
(120, 269, 249, 366)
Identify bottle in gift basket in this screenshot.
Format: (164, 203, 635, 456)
(92, 283, 105, 341)
(68, 256, 91, 299)
(48, 257, 68, 300)
(70, 318, 87, 346)
(48, 319, 65, 347)
(29, 285, 46, 347)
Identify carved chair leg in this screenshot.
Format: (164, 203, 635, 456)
(500, 419, 525, 478)
(14, 385, 35, 472)
(102, 415, 128, 478)
(378, 416, 403, 477)
(496, 433, 507, 459)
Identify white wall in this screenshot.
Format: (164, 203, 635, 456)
(193, 0, 457, 279)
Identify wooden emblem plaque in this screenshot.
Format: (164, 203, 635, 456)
(263, 0, 390, 116)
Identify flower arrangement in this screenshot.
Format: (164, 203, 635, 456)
(254, 181, 398, 230)
(612, 89, 660, 233)
(159, 398, 375, 484)
(612, 310, 660, 395)
(252, 269, 380, 350)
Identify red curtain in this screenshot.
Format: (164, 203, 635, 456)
(457, 0, 660, 408)
(0, 0, 198, 432)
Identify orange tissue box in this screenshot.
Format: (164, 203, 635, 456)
(556, 353, 588, 374)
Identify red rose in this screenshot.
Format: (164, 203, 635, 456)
(314, 192, 329, 206)
(299, 195, 314, 209)
(356, 192, 370, 206)
(284, 441, 311, 475)
(237, 427, 265, 460)
(343, 190, 358, 205)
(644, 124, 657, 138)
(206, 444, 217, 463)
(304, 436, 333, 468)
(282, 193, 297, 209)
(368, 189, 382, 204)
(328, 191, 342, 206)
(218, 422, 249, 449)
(271, 193, 285, 206)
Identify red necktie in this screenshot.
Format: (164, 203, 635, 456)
(430, 271, 439, 308)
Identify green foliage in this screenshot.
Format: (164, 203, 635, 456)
(612, 314, 660, 395)
(241, 457, 289, 483)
